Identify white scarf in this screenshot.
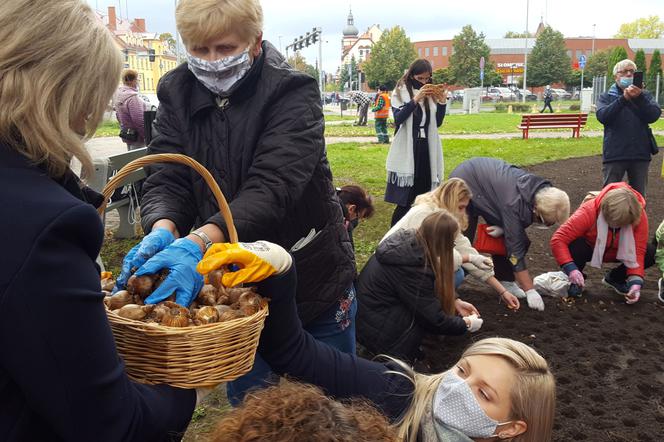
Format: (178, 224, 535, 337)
(590, 212, 639, 269)
(386, 84, 444, 188)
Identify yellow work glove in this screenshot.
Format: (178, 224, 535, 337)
(196, 241, 292, 287)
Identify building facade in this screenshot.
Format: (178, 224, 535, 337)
(96, 6, 178, 94)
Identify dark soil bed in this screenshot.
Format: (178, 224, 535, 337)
(418, 154, 664, 441)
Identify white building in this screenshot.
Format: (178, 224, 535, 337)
(341, 8, 383, 66)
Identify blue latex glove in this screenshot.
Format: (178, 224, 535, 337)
(113, 228, 175, 292)
(139, 238, 204, 307)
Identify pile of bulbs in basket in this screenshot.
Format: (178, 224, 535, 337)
(101, 270, 264, 327)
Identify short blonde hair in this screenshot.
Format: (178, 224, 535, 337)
(600, 188, 642, 227)
(0, 0, 122, 178)
(613, 59, 637, 76)
(414, 177, 472, 230)
(534, 187, 570, 225)
(394, 338, 556, 442)
(176, 0, 263, 48)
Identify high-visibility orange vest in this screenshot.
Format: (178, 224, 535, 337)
(374, 92, 391, 119)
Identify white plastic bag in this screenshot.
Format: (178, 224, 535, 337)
(534, 271, 570, 298)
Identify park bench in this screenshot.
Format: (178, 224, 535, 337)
(89, 147, 147, 239)
(517, 113, 588, 139)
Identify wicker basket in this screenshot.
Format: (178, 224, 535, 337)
(98, 153, 268, 388)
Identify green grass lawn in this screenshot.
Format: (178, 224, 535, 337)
(94, 120, 120, 137)
(323, 112, 664, 137)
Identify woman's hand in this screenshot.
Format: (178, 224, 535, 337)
(413, 89, 428, 103)
(455, 298, 480, 317)
(463, 314, 483, 332)
(468, 254, 494, 270)
(500, 290, 520, 310)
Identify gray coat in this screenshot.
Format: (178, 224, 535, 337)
(449, 157, 550, 272)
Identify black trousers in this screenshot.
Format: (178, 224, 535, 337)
(540, 98, 553, 113)
(566, 237, 656, 281)
(602, 160, 650, 199)
(391, 138, 432, 226)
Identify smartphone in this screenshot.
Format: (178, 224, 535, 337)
(633, 71, 644, 89)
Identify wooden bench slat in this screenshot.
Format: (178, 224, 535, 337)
(518, 113, 588, 139)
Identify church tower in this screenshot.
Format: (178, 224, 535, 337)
(342, 7, 359, 51)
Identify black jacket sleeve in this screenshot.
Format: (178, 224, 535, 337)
(205, 80, 325, 240)
(500, 202, 530, 272)
(395, 269, 467, 336)
(393, 101, 417, 127)
(257, 268, 414, 422)
(596, 93, 627, 126)
(0, 203, 195, 441)
(141, 100, 199, 236)
(436, 103, 447, 127)
(631, 92, 662, 124)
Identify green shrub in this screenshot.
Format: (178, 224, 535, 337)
(569, 104, 580, 111)
(495, 103, 507, 112)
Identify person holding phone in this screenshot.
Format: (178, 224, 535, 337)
(597, 59, 662, 198)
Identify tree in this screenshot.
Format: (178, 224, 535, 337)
(287, 53, 319, 83)
(158, 32, 176, 49)
(432, 68, 453, 85)
(339, 56, 359, 91)
(634, 49, 647, 73)
(362, 26, 416, 90)
(527, 26, 571, 87)
(566, 69, 592, 89)
(585, 49, 610, 78)
(647, 49, 662, 91)
(614, 15, 664, 38)
(448, 25, 496, 87)
(607, 46, 628, 82)
(503, 31, 533, 38)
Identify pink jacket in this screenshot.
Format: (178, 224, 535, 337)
(113, 86, 146, 143)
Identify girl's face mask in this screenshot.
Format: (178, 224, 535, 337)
(186, 46, 253, 96)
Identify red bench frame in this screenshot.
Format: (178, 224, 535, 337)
(517, 113, 588, 139)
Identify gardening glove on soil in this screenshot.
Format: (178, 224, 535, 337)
(525, 288, 545, 311)
(464, 314, 483, 332)
(113, 228, 175, 292)
(501, 281, 527, 299)
(139, 238, 204, 307)
(197, 241, 292, 287)
(625, 284, 641, 305)
(486, 225, 504, 238)
(568, 269, 585, 288)
(468, 254, 494, 270)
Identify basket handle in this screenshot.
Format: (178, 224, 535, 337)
(97, 153, 238, 243)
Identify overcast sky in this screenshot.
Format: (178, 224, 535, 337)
(89, 0, 662, 73)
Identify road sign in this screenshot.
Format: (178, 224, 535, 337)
(479, 56, 485, 69)
(480, 69, 484, 80)
(578, 54, 586, 70)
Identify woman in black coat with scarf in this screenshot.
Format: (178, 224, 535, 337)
(385, 59, 448, 225)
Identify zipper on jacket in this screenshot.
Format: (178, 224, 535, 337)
(215, 97, 229, 110)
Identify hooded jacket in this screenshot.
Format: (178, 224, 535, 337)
(449, 157, 551, 272)
(550, 182, 649, 279)
(140, 41, 355, 325)
(596, 84, 661, 163)
(356, 229, 467, 361)
(113, 85, 146, 143)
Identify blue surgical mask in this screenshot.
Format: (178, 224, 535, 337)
(619, 77, 633, 88)
(433, 371, 511, 438)
(186, 47, 253, 96)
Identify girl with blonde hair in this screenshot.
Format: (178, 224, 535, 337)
(198, 242, 557, 442)
(355, 211, 483, 361)
(383, 178, 521, 310)
(551, 182, 656, 303)
(0, 1, 200, 439)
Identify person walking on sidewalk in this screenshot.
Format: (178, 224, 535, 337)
(539, 85, 553, 113)
(596, 59, 662, 198)
(113, 69, 148, 150)
(371, 85, 390, 143)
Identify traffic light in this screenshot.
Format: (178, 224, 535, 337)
(305, 32, 311, 46)
(148, 49, 156, 62)
(311, 32, 318, 45)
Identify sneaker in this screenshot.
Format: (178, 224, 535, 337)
(658, 278, 664, 305)
(602, 275, 629, 295)
(501, 281, 526, 299)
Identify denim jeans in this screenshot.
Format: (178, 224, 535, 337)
(454, 267, 465, 288)
(226, 284, 358, 406)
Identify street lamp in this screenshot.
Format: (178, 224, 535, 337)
(511, 64, 516, 86)
(592, 24, 596, 56)
(522, 0, 529, 103)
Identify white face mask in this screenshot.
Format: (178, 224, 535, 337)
(433, 371, 511, 438)
(186, 47, 252, 96)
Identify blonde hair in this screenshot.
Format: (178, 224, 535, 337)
(395, 337, 556, 442)
(613, 59, 637, 76)
(600, 188, 642, 227)
(416, 211, 459, 316)
(176, 0, 263, 48)
(415, 177, 472, 231)
(0, 0, 121, 178)
(534, 187, 570, 225)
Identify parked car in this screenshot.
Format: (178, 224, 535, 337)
(550, 88, 572, 100)
(486, 87, 517, 101)
(518, 89, 537, 101)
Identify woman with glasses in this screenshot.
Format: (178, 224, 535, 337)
(596, 59, 661, 197)
(385, 59, 448, 225)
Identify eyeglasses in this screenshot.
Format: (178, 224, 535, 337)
(413, 74, 431, 82)
(617, 69, 635, 75)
